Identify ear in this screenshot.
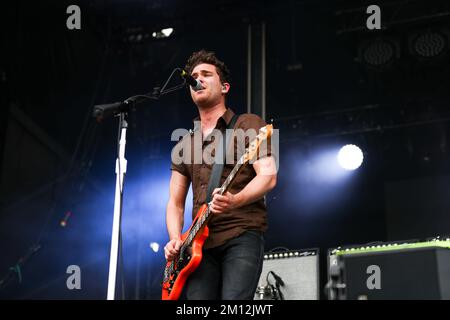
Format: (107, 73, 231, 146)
(221, 82, 230, 94)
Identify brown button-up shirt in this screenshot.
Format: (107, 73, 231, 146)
(170, 108, 271, 249)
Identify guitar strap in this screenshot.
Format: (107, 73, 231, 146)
(206, 113, 238, 204)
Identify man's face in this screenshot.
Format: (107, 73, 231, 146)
(190, 63, 229, 108)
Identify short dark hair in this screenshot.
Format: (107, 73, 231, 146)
(184, 50, 231, 84)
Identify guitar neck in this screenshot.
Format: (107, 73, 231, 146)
(181, 156, 246, 251)
(216, 157, 245, 197)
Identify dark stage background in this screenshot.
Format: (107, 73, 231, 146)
(1, 0, 450, 299)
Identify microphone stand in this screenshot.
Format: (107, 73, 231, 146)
(93, 68, 187, 300)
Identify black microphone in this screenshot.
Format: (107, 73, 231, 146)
(180, 69, 204, 91)
(92, 101, 129, 121)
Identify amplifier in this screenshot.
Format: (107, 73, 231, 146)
(327, 239, 450, 300)
(254, 248, 319, 300)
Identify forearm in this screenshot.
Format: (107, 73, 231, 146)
(235, 174, 276, 208)
(166, 202, 184, 240)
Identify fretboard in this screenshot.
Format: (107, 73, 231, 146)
(180, 155, 246, 252)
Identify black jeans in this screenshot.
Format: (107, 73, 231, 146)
(184, 230, 265, 300)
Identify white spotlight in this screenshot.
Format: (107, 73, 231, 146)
(337, 144, 364, 170)
(161, 28, 174, 37)
(152, 28, 174, 39)
(149, 242, 160, 253)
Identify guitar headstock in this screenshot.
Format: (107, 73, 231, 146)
(242, 124, 273, 164)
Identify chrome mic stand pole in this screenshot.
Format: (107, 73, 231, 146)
(107, 112, 128, 300)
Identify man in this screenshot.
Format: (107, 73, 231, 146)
(164, 50, 277, 300)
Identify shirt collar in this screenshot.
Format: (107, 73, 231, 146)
(192, 108, 235, 131)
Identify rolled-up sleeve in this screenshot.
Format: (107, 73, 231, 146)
(170, 135, 191, 179)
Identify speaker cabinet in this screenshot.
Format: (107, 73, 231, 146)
(254, 248, 319, 300)
(327, 241, 450, 300)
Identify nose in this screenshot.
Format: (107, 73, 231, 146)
(196, 76, 205, 84)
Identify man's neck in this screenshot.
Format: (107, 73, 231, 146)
(198, 103, 227, 130)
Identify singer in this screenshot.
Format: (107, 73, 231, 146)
(163, 50, 277, 300)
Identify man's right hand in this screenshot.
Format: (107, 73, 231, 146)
(164, 238, 183, 261)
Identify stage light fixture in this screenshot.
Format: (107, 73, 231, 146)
(357, 37, 399, 70)
(409, 29, 448, 59)
(337, 144, 364, 170)
(152, 28, 174, 39)
(149, 242, 160, 253)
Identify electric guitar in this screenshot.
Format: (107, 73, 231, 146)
(161, 124, 273, 300)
